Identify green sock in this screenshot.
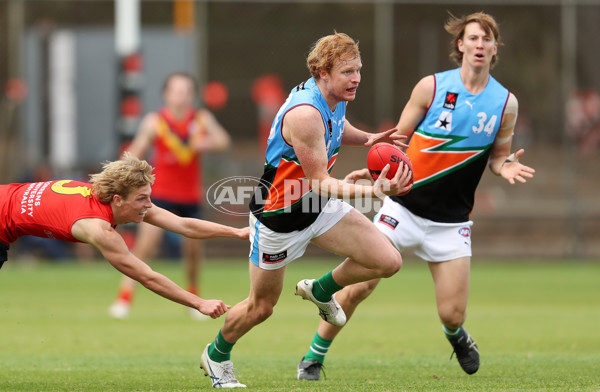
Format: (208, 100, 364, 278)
(304, 332, 333, 364)
(443, 325, 461, 339)
(208, 330, 235, 362)
(312, 271, 343, 302)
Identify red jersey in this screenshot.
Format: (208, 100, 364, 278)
(151, 108, 204, 204)
(0, 180, 114, 244)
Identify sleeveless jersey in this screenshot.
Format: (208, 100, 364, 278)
(0, 180, 114, 244)
(392, 68, 509, 223)
(249, 78, 346, 233)
(151, 108, 204, 204)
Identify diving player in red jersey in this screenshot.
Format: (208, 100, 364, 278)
(109, 72, 232, 320)
(0, 153, 248, 318)
(296, 12, 535, 380)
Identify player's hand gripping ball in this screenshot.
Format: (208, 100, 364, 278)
(367, 142, 414, 195)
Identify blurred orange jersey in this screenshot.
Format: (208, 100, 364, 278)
(0, 180, 114, 244)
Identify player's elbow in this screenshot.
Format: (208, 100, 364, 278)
(175, 218, 201, 239)
(180, 219, 214, 240)
(308, 177, 336, 198)
(124, 265, 159, 289)
(135, 272, 156, 288)
(210, 133, 231, 152)
(220, 134, 232, 150)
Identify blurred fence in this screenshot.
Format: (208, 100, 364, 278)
(1, 0, 599, 259)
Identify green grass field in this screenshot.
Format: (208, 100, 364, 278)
(1, 258, 599, 391)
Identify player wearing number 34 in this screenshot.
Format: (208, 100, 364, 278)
(0, 153, 249, 319)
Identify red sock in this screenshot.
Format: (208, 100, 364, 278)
(118, 288, 133, 303)
(188, 286, 198, 296)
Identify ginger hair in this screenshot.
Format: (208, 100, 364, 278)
(307, 32, 360, 80)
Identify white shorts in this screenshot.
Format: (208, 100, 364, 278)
(249, 198, 353, 270)
(373, 197, 473, 262)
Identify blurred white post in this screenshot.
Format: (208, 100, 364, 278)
(115, 0, 140, 57)
(115, 0, 143, 147)
(49, 31, 77, 171)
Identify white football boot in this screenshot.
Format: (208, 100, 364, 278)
(295, 279, 346, 326)
(108, 300, 130, 319)
(200, 344, 246, 388)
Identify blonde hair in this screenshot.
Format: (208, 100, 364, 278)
(306, 32, 360, 80)
(445, 12, 503, 68)
(89, 152, 155, 204)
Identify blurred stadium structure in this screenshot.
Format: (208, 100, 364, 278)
(0, 0, 598, 259)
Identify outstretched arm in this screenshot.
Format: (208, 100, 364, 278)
(143, 206, 249, 240)
(341, 121, 408, 149)
(71, 218, 230, 318)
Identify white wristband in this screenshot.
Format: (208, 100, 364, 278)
(505, 153, 518, 163)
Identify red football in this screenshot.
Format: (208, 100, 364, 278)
(367, 142, 413, 194)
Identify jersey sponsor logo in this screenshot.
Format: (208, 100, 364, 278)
(378, 214, 399, 229)
(262, 250, 288, 263)
(443, 92, 458, 110)
(296, 81, 306, 91)
(21, 181, 52, 216)
(458, 227, 471, 238)
(435, 111, 452, 132)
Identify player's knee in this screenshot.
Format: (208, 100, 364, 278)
(439, 307, 466, 328)
(248, 301, 275, 324)
(379, 252, 402, 278)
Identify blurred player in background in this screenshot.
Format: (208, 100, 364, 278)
(199, 32, 413, 388)
(0, 153, 248, 318)
(296, 12, 535, 380)
(109, 72, 231, 320)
